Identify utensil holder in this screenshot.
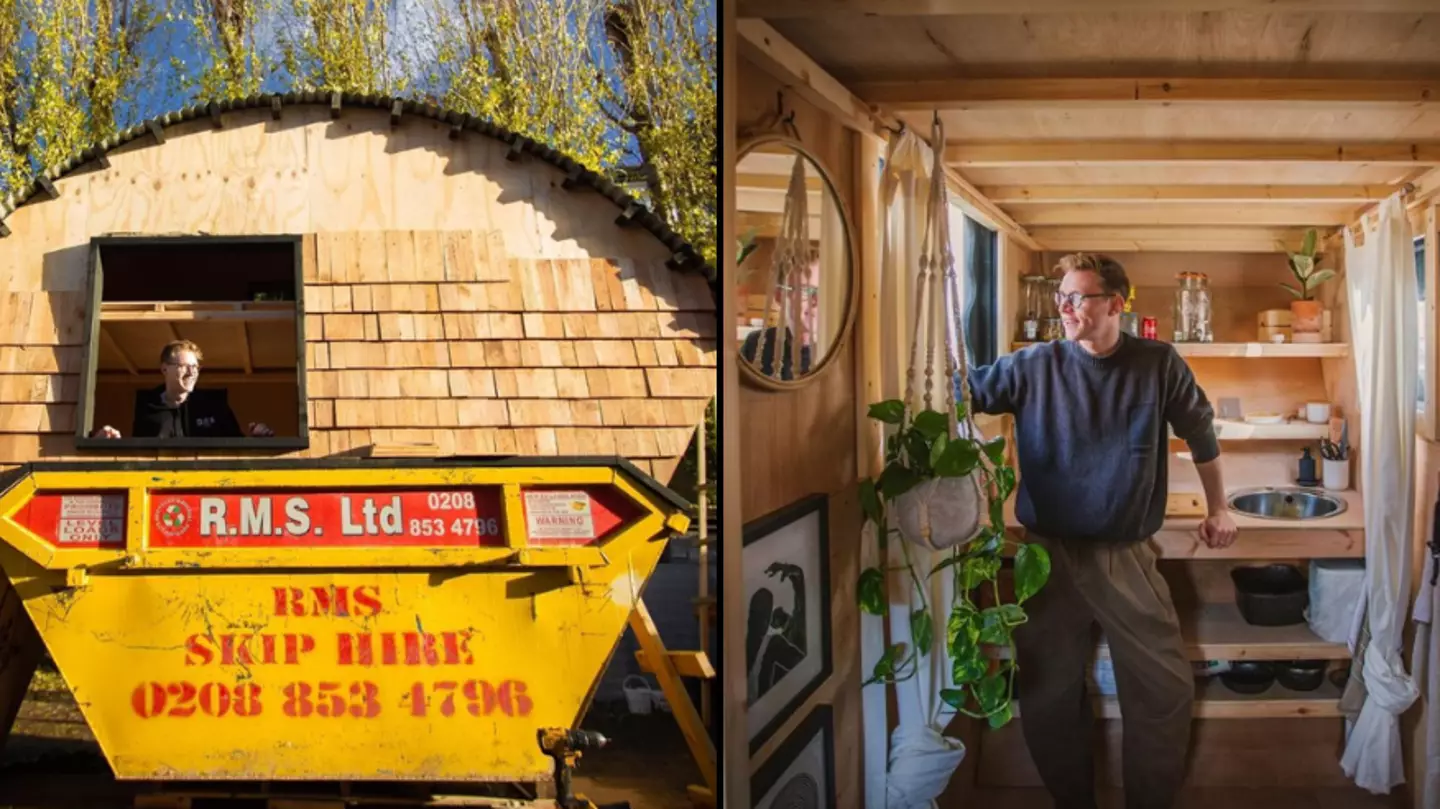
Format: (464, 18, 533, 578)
(1323, 458, 1349, 491)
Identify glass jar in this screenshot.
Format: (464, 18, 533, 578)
(1172, 272, 1213, 343)
(1021, 275, 1046, 341)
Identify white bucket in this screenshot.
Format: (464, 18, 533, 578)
(623, 675, 654, 715)
(651, 687, 672, 714)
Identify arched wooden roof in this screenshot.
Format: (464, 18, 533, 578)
(0, 91, 714, 282)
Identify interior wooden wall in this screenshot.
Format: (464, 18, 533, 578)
(738, 56, 865, 809)
(0, 107, 716, 481)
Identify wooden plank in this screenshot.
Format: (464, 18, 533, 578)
(1010, 677, 1343, 720)
(855, 77, 1440, 108)
(1151, 528, 1364, 559)
(635, 650, 717, 679)
(1010, 203, 1355, 227)
(987, 601, 1348, 662)
(740, 0, 1440, 16)
(948, 141, 1440, 167)
(1030, 226, 1310, 253)
(628, 600, 717, 793)
(983, 185, 1399, 204)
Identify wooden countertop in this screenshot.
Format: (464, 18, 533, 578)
(1003, 488, 1365, 559)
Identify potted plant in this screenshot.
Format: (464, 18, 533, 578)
(856, 398, 1051, 729)
(1281, 228, 1335, 341)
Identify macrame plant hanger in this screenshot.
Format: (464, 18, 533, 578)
(895, 112, 986, 551)
(755, 99, 809, 382)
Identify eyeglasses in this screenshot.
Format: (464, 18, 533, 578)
(166, 363, 200, 374)
(1053, 291, 1116, 310)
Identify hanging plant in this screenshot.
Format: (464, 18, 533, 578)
(855, 112, 1050, 730)
(856, 400, 1050, 728)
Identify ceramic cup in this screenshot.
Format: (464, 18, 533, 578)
(1307, 402, 1332, 424)
(1323, 459, 1350, 491)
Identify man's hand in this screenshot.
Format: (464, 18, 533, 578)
(248, 422, 275, 437)
(90, 426, 120, 439)
(1199, 511, 1238, 549)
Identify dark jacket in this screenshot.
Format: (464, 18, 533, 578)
(132, 387, 243, 438)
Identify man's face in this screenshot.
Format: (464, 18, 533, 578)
(1057, 270, 1122, 341)
(162, 349, 200, 393)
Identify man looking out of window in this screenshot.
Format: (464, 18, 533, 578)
(91, 340, 275, 439)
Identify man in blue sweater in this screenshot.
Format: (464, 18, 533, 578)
(966, 252, 1237, 809)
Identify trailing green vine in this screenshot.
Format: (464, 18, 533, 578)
(856, 399, 1051, 729)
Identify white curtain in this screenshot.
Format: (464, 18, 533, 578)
(1341, 194, 1421, 793)
(858, 128, 968, 809)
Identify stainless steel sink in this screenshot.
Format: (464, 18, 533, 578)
(1227, 487, 1347, 521)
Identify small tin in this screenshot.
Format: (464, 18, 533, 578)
(1141, 316, 1157, 340)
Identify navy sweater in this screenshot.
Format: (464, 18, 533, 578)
(964, 334, 1220, 544)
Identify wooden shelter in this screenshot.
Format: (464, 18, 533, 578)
(0, 93, 717, 479)
(724, 3, 1440, 808)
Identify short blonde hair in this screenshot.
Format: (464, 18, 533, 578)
(1054, 253, 1131, 301)
(160, 340, 203, 365)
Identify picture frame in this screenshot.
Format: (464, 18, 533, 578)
(744, 493, 832, 755)
(750, 703, 836, 809)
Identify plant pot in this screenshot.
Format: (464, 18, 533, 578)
(894, 474, 986, 552)
(1290, 299, 1324, 336)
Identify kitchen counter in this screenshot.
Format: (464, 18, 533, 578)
(1003, 488, 1365, 559)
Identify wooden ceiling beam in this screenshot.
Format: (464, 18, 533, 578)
(739, 0, 1437, 18)
(857, 78, 1440, 109)
(1009, 203, 1356, 228)
(1030, 226, 1311, 253)
(947, 141, 1440, 167)
(983, 185, 1397, 204)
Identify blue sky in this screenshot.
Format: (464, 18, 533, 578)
(108, 0, 716, 175)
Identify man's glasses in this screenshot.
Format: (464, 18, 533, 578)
(166, 363, 200, 374)
(1053, 292, 1117, 310)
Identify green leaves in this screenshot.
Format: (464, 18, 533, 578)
(960, 555, 1001, 592)
(1014, 543, 1052, 604)
(911, 410, 949, 439)
(1306, 268, 1336, 290)
(1301, 226, 1317, 258)
(867, 642, 908, 685)
(933, 439, 980, 477)
(868, 399, 906, 425)
(859, 479, 882, 526)
(879, 462, 922, 499)
(858, 567, 885, 616)
(910, 609, 934, 656)
(981, 436, 1007, 466)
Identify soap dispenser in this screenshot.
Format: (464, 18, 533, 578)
(1297, 447, 1320, 487)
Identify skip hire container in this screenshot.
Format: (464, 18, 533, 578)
(0, 457, 691, 786)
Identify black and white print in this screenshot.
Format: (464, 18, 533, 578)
(744, 493, 831, 754)
(750, 703, 835, 809)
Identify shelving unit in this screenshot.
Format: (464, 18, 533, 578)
(986, 602, 1349, 662)
(1013, 341, 1349, 359)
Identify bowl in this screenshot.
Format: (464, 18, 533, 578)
(1231, 564, 1309, 626)
(1219, 661, 1275, 695)
(1276, 660, 1328, 692)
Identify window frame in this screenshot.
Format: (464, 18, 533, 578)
(74, 234, 311, 452)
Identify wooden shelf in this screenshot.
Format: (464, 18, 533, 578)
(1200, 420, 1330, 440)
(987, 602, 1349, 663)
(1176, 342, 1349, 358)
(1014, 677, 1343, 720)
(100, 301, 296, 322)
(1011, 341, 1348, 358)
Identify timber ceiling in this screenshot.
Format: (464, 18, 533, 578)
(737, 1, 1440, 251)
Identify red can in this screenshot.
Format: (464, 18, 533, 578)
(1141, 316, 1157, 340)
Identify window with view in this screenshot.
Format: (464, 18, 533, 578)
(76, 236, 308, 450)
(1419, 235, 1427, 409)
(948, 202, 999, 368)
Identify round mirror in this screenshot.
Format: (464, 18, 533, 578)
(735, 135, 857, 390)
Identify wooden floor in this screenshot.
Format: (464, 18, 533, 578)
(971, 787, 1406, 809)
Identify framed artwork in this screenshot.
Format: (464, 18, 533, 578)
(750, 703, 836, 809)
(744, 493, 831, 754)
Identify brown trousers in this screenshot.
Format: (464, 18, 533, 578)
(1013, 534, 1194, 809)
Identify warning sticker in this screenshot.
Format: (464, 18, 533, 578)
(57, 494, 125, 545)
(523, 491, 594, 540)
